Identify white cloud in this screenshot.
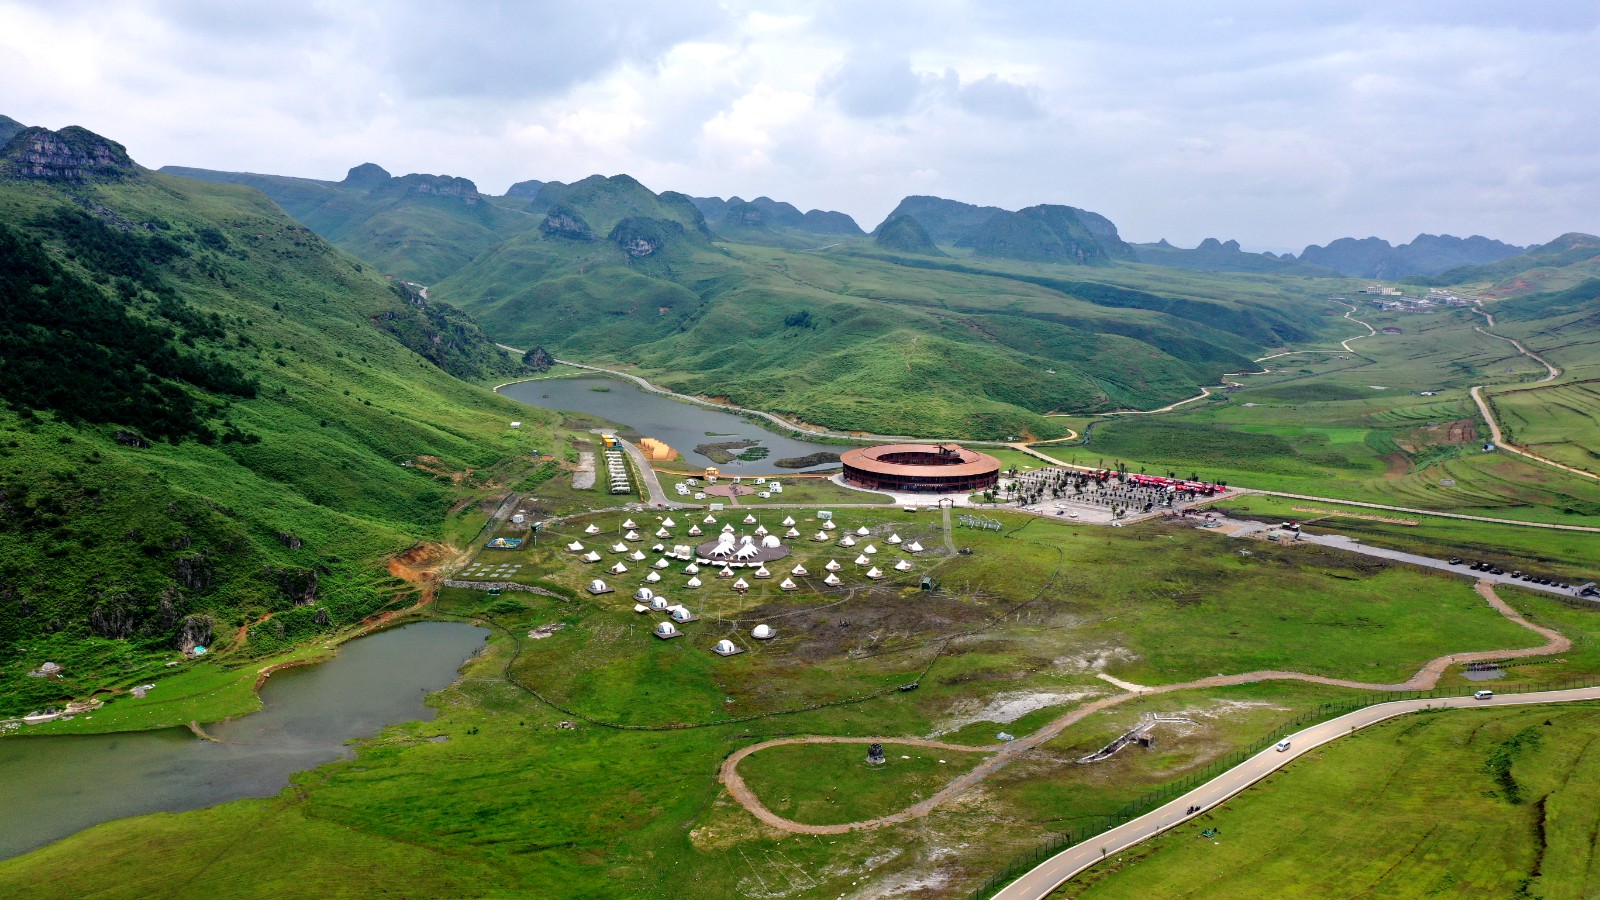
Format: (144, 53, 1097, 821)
(1, 1, 1598, 247)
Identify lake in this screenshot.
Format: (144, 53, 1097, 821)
(0, 621, 487, 860)
(499, 374, 848, 472)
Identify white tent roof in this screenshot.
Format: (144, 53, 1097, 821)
(752, 624, 775, 639)
(703, 514, 718, 524)
(840, 535, 857, 547)
(823, 520, 837, 530)
(753, 566, 771, 578)
(825, 559, 841, 571)
(649, 596, 668, 610)
(662, 517, 676, 528)
(857, 526, 870, 536)
(790, 564, 808, 576)
(733, 578, 750, 589)
(688, 525, 703, 536)
(584, 524, 601, 534)
(686, 576, 703, 588)
(823, 573, 841, 585)
(754, 525, 769, 536)
(743, 514, 758, 524)
(628, 550, 647, 561)
(567, 541, 585, 552)
(654, 621, 679, 637)
(721, 524, 735, 534)
(866, 567, 883, 578)
(670, 606, 693, 622)
(719, 566, 734, 577)
(855, 554, 870, 565)
(685, 563, 700, 574)
(655, 528, 671, 538)
(714, 639, 739, 654)
(645, 571, 662, 583)
(634, 587, 655, 601)
(624, 530, 641, 541)
(906, 541, 924, 552)
(863, 544, 877, 554)
(610, 562, 628, 574)
(784, 528, 801, 538)
(887, 534, 902, 544)
(760, 535, 782, 549)
(653, 558, 670, 569)
(651, 543, 666, 553)
(589, 579, 609, 592)
(622, 519, 637, 529)
(779, 577, 797, 590)
(611, 542, 628, 553)
(781, 516, 796, 526)
(583, 551, 602, 562)
(813, 531, 830, 541)
(895, 559, 913, 571)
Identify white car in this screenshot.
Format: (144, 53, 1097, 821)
(1275, 740, 1291, 752)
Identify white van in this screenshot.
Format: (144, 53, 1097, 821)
(1275, 740, 1291, 752)
(1474, 690, 1494, 700)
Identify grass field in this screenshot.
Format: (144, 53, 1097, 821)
(1059, 702, 1600, 899)
(738, 742, 991, 826)
(1491, 379, 1600, 475)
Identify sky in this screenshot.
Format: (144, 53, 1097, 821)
(3, 1, 1598, 252)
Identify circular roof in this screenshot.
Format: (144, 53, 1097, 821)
(839, 443, 1001, 478)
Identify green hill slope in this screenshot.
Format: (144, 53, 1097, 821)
(1, 126, 542, 716)
(874, 215, 946, 256)
(435, 179, 1337, 439)
(159, 163, 539, 283)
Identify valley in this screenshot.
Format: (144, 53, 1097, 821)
(2, 116, 1599, 900)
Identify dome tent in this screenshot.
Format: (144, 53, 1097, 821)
(634, 587, 655, 601)
(752, 623, 775, 640)
(670, 605, 696, 623)
(649, 596, 669, 611)
(712, 639, 742, 657)
(587, 579, 612, 594)
(653, 621, 680, 639)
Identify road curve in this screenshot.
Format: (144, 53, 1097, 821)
(992, 685, 1600, 900)
(1470, 384, 1598, 482)
(719, 581, 1568, 837)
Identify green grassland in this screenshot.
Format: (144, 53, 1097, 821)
(738, 742, 992, 826)
(1491, 379, 1600, 474)
(1060, 702, 1600, 899)
(5, 498, 1595, 898)
(0, 159, 553, 717)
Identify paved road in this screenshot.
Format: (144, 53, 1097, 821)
(992, 685, 1600, 900)
(611, 434, 682, 508)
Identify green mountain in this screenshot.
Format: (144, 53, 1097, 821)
(1299, 233, 1524, 279)
(1133, 238, 1334, 275)
(0, 125, 539, 716)
(0, 115, 26, 147)
(158, 163, 539, 283)
(873, 214, 945, 256)
(956, 203, 1135, 265)
(434, 175, 1334, 439)
(691, 195, 864, 240)
(1417, 233, 1600, 296)
(872, 195, 1008, 243)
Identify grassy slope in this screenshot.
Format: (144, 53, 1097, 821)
(1062, 702, 1600, 899)
(0, 169, 550, 717)
(438, 212, 1348, 439)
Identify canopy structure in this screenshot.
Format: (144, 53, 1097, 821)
(790, 564, 808, 577)
(567, 541, 585, 552)
(825, 559, 841, 571)
(779, 578, 797, 591)
(587, 579, 612, 594)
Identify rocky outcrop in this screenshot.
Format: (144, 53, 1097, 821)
(277, 531, 303, 550)
(609, 216, 687, 258)
(0, 126, 136, 183)
(276, 568, 319, 606)
(341, 162, 392, 190)
(173, 614, 213, 652)
(523, 346, 555, 371)
(393, 173, 479, 200)
(540, 203, 596, 240)
(89, 594, 138, 639)
(174, 553, 214, 592)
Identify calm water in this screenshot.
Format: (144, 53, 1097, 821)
(499, 375, 848, 472)
(0, 621, 486, 860)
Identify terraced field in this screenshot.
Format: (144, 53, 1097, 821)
(1491, 379, 1600, 476)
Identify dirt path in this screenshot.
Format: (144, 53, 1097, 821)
(1463, 310, 1596, 481)
(719, 579, 1567, 835)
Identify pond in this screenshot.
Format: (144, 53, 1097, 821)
(0, 621, 487, 860)
(499, 375, 849, 472)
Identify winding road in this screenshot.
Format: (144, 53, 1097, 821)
(719, 579, 1571, 838)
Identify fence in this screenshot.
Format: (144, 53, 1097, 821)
(966, 674, 1600, 899)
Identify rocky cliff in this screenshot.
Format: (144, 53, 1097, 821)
(0, 125, 137, 182)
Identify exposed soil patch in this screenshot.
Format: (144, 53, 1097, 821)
(740, 588, 995, 665)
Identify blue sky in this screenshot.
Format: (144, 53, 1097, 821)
(3, 1, 1596, 251)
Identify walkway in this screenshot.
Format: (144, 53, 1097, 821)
(993, 683, 1600, 899)
(719, 580, 1570, 837)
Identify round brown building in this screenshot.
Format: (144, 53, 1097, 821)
(840, 443, 1001, 494)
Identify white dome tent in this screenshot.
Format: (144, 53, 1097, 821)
(653, 621, 680, 639)
(712, 639, 743, 657)
(634, 587, 655, 602)
(649, 596, 669, 611)
(760, 534, 782, 549)
(587, 579, 612, 594)
(752, 624, 775, 640)
(669, 605, 697, 623)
